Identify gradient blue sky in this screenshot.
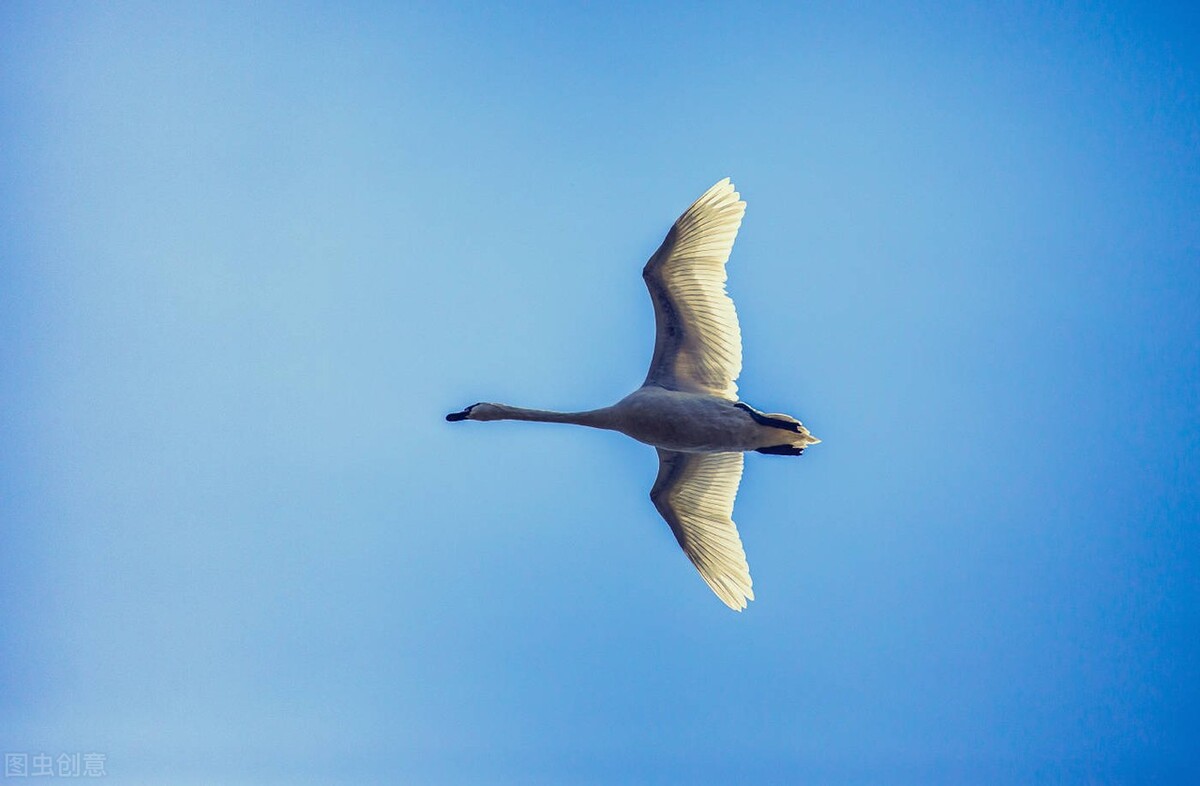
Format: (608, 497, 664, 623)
(2, 2, 1198, 784)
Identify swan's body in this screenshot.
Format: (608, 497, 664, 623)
(465, 390, 807, 454)
(447, 179, 819, 610)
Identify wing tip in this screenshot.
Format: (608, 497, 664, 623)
(709, 176, 742, 200)
(677, 178, 747, 240)
(709, 573, 754, 611)
(718, 588, 753, 612)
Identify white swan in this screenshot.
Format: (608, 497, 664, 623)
(447, 179, 819, 610)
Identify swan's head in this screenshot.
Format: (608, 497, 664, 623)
(445, 402, 504, 422)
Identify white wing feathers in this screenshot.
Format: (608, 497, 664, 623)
(650, 449, 754, 611)
(642, 178, 747, 401)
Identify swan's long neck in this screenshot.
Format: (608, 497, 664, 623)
(479, 403, 614, 429)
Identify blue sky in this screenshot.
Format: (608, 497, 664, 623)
(2, 2, 1198, 783)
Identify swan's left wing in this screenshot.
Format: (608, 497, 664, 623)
(642, 178, 746, 401)
(650, 449, 754, 611)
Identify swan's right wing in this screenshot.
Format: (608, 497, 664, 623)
(650, 449, 753, 611)
(642, 179, 746, 401)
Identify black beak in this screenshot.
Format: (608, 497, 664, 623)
(446, 404, 476, 422)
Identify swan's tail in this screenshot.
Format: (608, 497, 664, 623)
(750, 410, 820, 456)
(793, 421, 820, 446)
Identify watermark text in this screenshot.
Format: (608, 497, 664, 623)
(4, 753, 106, 778)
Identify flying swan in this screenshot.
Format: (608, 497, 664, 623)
(446, 179, 819, 610)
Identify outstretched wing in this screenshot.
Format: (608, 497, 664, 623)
(650, 449, 753, 611)
(642, 178, 746, 401)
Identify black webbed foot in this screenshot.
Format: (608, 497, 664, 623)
(755, 444, 805, 456)
(735, 402, 804, 433)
